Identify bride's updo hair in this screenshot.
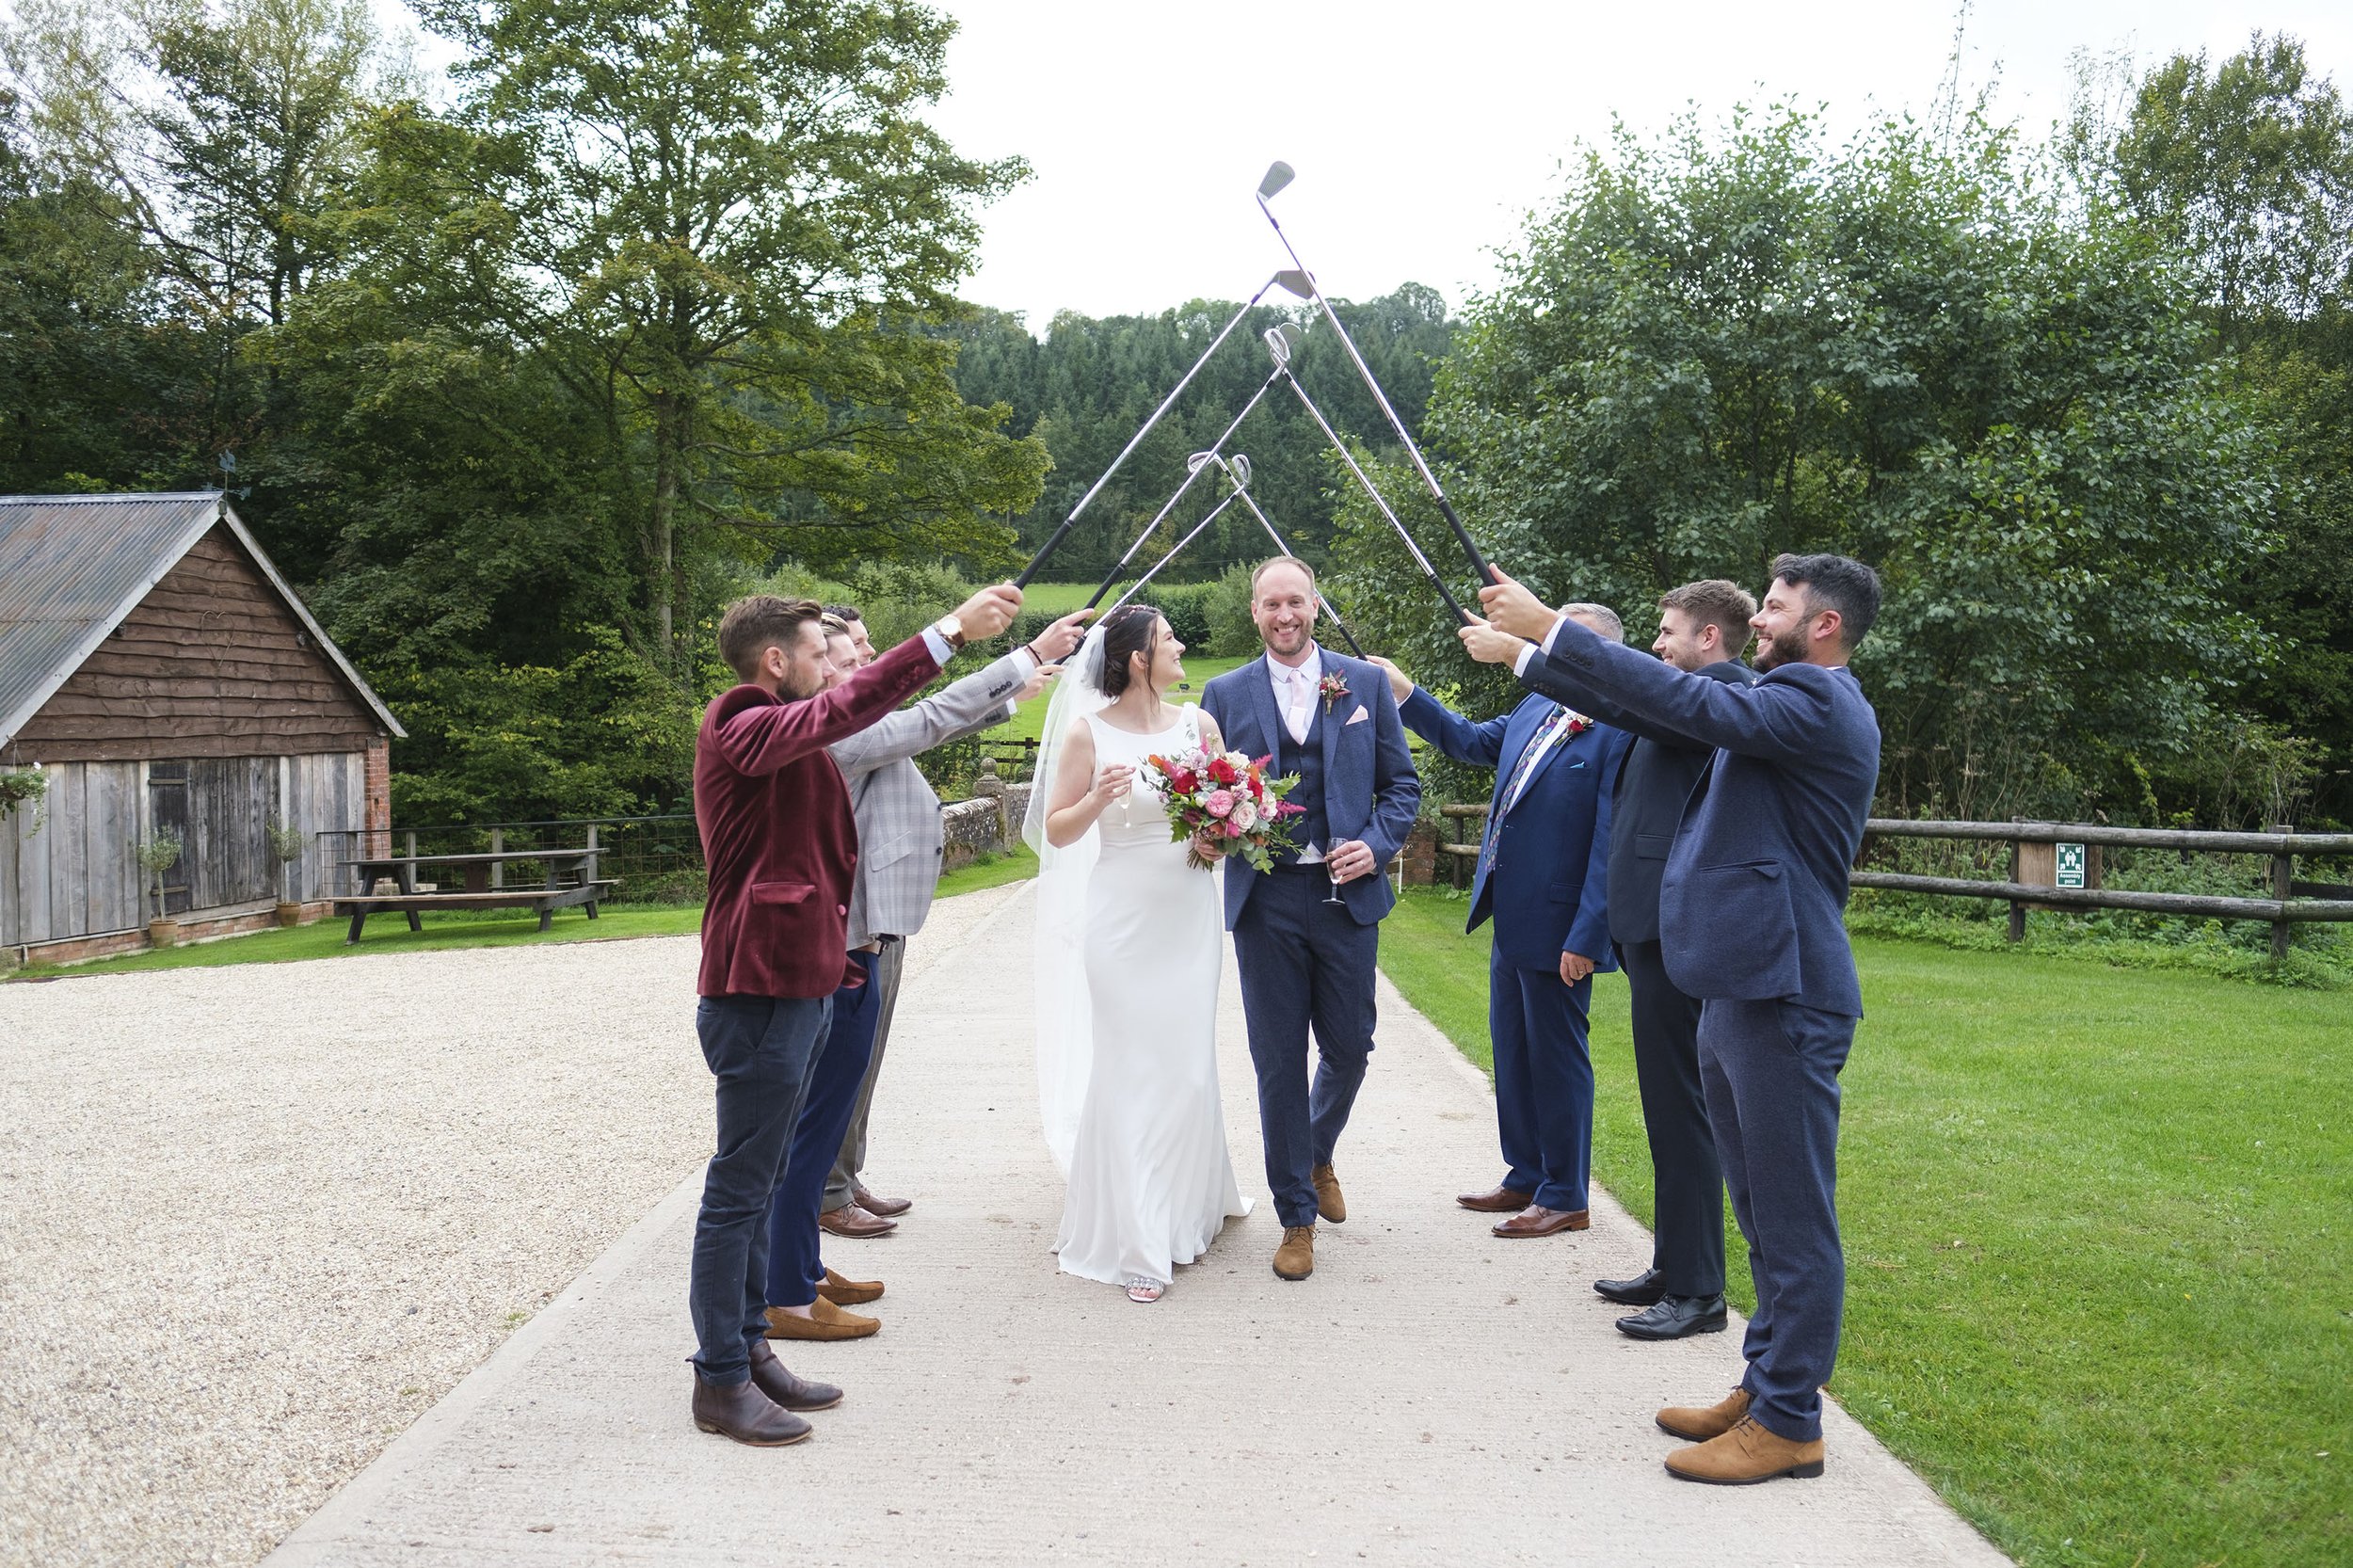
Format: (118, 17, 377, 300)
(1098, 603, 1162, 698)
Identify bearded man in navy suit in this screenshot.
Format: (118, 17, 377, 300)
(1369, 604, 1630, 1243)
(1468, 552, 1881, 1488)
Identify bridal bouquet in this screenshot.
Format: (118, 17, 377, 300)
(1142, 747, 1305, 872)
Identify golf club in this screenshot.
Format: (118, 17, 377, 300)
(1076, 366, 1284, 612)
(1205, 451, 1368, 657)
(1266, 328, 1472, 625)
(1015, 274, 1287, 588)
(1256, 161, 1496, 588)
(1099, 489, 1243, 620)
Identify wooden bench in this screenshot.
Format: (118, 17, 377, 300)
(333, 881, 618, 943)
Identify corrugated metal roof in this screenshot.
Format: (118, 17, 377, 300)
(0, 491, 405, 747)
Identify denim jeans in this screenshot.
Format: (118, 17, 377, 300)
(764, 949, 881, 1308)
(689, 992, 831, 1384)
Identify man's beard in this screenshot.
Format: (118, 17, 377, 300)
(1752, 622, 1807, 671)
(779, 666, 825, 701)
(1261, 620, 1310, 657)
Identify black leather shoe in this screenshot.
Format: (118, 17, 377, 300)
(1593, 1268, 1667, 1306)
(1616, 1293, 1729, 1340)
(691, 1373, 812, 1446)
(748, 1337, 842, 1412)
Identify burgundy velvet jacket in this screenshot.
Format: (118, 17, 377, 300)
(695, 635, 942, 1000)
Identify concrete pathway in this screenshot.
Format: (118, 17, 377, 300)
(264, 880, 2008, 1567)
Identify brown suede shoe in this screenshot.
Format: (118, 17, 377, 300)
(691, 1374, 810, 1447)
(850, 1182, 911, 1219)
(1456, 1184, 1535, 1212)
(818, 1203, 897, 1239)
(1273, 1224, 1315, 1280)
(746, 1337, 842, 1413)
(1656, 1384, 1753, 1442)
(1311, 1163, 1347, 1224)
(763, 1298, 879, 1341)
(1664, 1416, 1825, 1484)
(1492, 1204, 1591, 1238)
(817, 1266, 884, 1306)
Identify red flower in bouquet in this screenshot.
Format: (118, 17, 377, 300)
(1143, 746, 1306, 872)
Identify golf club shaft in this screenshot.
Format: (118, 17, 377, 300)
(1279, 372, 1470, 624)
(1214, 464, 1368, 657)
(1256, 199, 1495, 586)
(1080, 371, 1283, 610)
(1102, 494, 1240, 619)
(1016, 277, 1279, 588)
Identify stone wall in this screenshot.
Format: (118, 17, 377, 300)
(939, 780, 1032, 871)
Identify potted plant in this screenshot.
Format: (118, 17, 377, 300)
(139, 827, 184, 948)
(0, 762, 47, 828)
(268, 821, 308, 926)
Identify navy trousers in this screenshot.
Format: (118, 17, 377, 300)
(689, 992, 831, 1384)
(1487, 944, 1594, 1212)
(1698, 996, 1853, 1441)
(1234, 865, 1380, 1228)
(1619, 938, 1726, 1297)
(763, 949, 882, 1310)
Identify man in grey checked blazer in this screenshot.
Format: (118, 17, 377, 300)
(820, 607, 1093, 1233)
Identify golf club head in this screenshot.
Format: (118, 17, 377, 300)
(1186, 450, 1215, 474)
(1258, 161, 1295, 200)
(1274, 269, 1315, 299)
(1264, 323, 1301, 370)
(1228, 454, 1253, 489)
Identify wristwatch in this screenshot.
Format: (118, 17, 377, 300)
(932, 614, 967, 650)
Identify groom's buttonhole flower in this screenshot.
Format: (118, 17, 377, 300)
(1319, 671, 1350, 713)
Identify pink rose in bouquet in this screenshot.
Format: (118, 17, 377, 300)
(1144, 746, 1305, 872)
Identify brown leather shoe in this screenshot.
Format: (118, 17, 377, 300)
(1456, 1184, 1535, 1212)
(851, 1182, 911, 1219)
(1492, 1204, 1591, 1238)
(1273, 1224, 1315, 1280)
(1657, 1384, 1753, 1442)
(1664, 1416, 1825, 1484)
(763, 1298, 879, 1341)
(691, 1374, 810, 1446)
(818, 1203, 897, 1239)
(816, 1266, 883, 1306)
(746, 1337, 841, 1412)
(1311, 1163, 1347, 1224)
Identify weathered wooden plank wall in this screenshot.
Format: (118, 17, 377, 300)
(4, 752, 363, 948)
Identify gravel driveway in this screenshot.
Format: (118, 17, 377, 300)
(0, 935, 713, 1568)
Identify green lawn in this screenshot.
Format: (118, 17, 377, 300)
(13, 903, 708, 979)
(1378, 885, 2352, 1568)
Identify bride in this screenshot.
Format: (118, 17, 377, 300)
(1024, 603, 1253, 1304)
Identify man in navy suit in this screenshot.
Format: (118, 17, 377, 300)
(1468, 552, 1881, 1488)
(1527, 582, 1759, 1342)
(1369, 606, 1630, 1242)
(1203, 557, 1420, 1283)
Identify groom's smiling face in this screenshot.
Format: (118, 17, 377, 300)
(1251, 562, 1320, 661)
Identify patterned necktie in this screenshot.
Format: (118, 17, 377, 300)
(1481, 704, 1570, 875)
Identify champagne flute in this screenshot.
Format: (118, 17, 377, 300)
(1322, 841, 1348, 906)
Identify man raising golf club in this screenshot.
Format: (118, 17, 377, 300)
(1463, 554, 1881, 1487)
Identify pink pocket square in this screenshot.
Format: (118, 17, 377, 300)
(1345, 707, 1370, 726)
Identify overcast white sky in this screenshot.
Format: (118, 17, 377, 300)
(920, 0, 2353, 327)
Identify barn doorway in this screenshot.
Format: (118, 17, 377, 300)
(147, 759, 280, 916)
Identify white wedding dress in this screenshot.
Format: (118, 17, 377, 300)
(1029, 681, 1252, 1288)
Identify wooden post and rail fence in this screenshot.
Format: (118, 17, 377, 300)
(1433, 806, 2353, 959)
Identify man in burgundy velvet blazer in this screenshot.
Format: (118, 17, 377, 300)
(685, 584, 1018, 1447)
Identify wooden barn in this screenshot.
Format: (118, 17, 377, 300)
(0, 492, 403, 963)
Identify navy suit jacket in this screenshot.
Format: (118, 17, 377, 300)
(1203, 645, 1421, 931)
(1518, 629, 1880, 1016)
(1398, 686, 1628, 971)
(1542, 658, 1760, 946)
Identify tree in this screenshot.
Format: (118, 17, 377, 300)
(1344, 104, 2277, 821)
(2087, 34, 2353, 824)
(399, 0, 1049, 664)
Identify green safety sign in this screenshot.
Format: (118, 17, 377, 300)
(2056, 842, 2088, 889)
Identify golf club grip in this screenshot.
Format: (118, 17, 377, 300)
(1015, 518, 1082, 588)
(1082, 555, 1127, 609)
(1434, 495, 1495, 584)
(1330, 618, 1368, 658)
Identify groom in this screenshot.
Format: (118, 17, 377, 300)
(1204, 558, 1419, 1281)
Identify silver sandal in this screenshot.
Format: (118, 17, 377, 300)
(1124, 1277, 1165, 1304)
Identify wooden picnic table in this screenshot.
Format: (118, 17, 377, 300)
(333, 847, 613, 942)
